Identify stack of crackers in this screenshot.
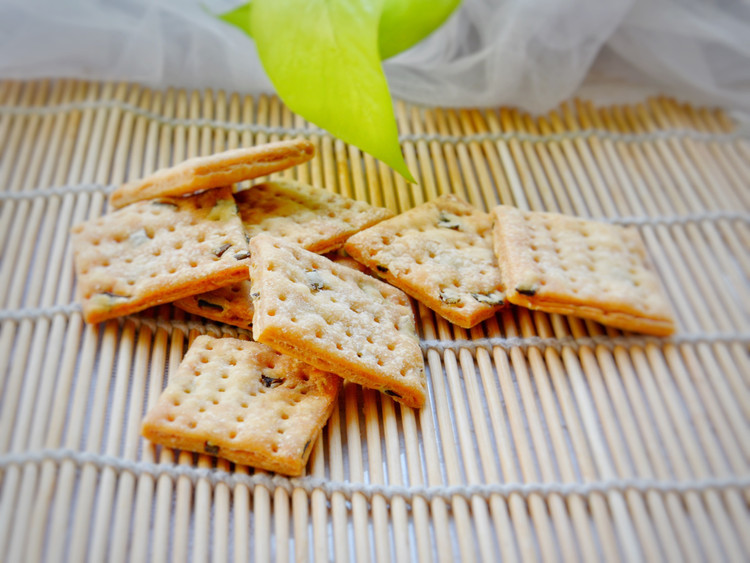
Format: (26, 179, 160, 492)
(71, 140, 675, 476)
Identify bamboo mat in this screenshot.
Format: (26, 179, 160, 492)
(0, 79, 748, 562)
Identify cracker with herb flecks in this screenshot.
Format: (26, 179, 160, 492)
(71, 187, 250, 324)
(248, 234, 426, 408)
(236, 180, 394, 254)
(491, 205, 676, 336)
(343, 194, 506, 329)
(141, 335, 341, 476)
(109, 139, 315, 209)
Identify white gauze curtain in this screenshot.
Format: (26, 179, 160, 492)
(0, 0, 748, 113)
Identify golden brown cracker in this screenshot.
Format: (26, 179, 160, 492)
(344, 194, 505, 329)
(235, 180, 393, 254)
(141, 335, 341, 476)
(491, 205, 676, 336)
(71, 187, 250, 324)
(110, 139, 315, 209)
(248, 234, 426, 408)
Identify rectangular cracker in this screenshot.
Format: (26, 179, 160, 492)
(236, 180, 394, 254)
(141, 335, 341, 476)
(248, 234, 426, 408)
(344, 194, 506, 329)
(71, 187, 251, 324)
(491, 205, 676, 336)
(110, 139, 315, 209)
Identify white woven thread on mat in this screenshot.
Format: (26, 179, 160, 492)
(0, 304, 747, 353)
(0, 303, 251, 338)
(0, 183, 116, 200)
(420, 332, 750, 354)
(1, 100, 748, 144)
(0, 448, 748, 504)
(608, 211, 750, 227)
(0, 303, 83, 321)
(2, 184, 750, 230)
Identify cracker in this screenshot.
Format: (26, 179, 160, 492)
(248, 234, 426, 408)
(141, 335, 341, 476)
(71, 187, 251, 324)
(173, 281, 255, 329)
(343, 194, 506, 329)
(490, 205, 676, 336)
(109, 139, 315, 209)
(236, 180, 394, 254)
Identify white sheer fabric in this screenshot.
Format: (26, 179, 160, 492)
(1, 0, 748, 112)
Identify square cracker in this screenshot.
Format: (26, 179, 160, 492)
(141, 335, 341, 476)
(109, 139, 315, 209)
(71, 187, 250, 324)
(236, 180, 394, 254)
(491, 205, 676, 336)
(344, 194, 506, 329)
(248, 234, 426, 408)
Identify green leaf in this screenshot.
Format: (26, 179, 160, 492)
(216, 1, 461, 61)
(218, 2, 252, 37)
(379, 0, 460, 60)
(249, 0, 414, 181)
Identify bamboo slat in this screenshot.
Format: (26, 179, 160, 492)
(0, 79, 748, 562)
